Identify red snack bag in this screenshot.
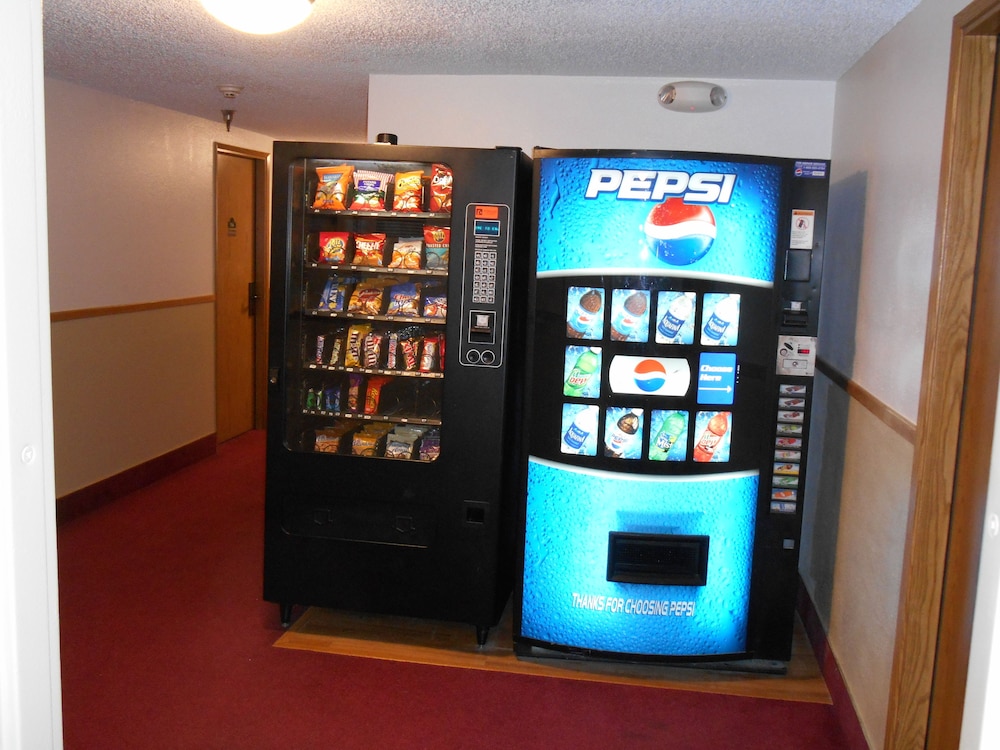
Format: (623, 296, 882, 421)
(364, 376, 391, 415)
(319, 231, 351, 264)
(429, 164, 453, 213)
(352, 233, 387, 266)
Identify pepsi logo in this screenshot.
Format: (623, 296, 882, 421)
(644, 198, 717, 266)
(633, 359, 667, 392)
(608, 355, 690, 396)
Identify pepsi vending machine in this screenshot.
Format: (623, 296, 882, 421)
(514, 149, 829, 670)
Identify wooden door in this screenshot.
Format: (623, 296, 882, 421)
(215, 151, 257, 442)
(884, 1, 1000, 746)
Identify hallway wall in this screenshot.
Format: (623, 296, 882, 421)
(44, 78, 273, 497)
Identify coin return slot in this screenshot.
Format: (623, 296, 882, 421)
(607, 532, 709, 586)
(464, 500, 488, 525)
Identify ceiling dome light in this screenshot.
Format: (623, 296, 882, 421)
(201, 0, 314, 35)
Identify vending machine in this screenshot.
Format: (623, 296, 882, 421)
(264, 141, 531, 644)
(514, 149, 829, 670)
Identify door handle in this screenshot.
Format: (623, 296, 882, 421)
(248, 281, 258, 317)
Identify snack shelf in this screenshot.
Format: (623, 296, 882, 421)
(305, 262, 448, 277)
(305, 363, 445, 380)
(309, 208, 451, 221)
(302, 409, 443, 427)
(303, 310, 447, 325)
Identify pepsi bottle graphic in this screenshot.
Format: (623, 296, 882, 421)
(656, 292, 696, 343)
(566, 288, 603, 339)
(561, 405, 599, 455)
(702, 294, 740, 345)
(604, 408, 642, 458)
(563, 347, 600, 397)
(693, 412, 730, 462)
(649, 410, 687, 461)
(610, 291, 649, 342)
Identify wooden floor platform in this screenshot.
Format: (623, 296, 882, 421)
(274, 601, 831, 705)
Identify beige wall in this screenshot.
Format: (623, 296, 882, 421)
(800, 0, 971, 747)
(49, 305, 215, 495)
(44, 78, 274, 497)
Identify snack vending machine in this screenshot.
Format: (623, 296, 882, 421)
(264, 142, 531, 643)
(515, 149, 829, 669)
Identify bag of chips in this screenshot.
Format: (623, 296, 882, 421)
(429, 164, 453, 213)
(347, 281, 386, 316)
(386, 282, 421, 317)
(389, 237, 423, 269)
(352, 233, 387, 266)
(319, 232, 351, 264)
(350, 171, 393, 211)
(316, 277, 350, 312)
(423, 226, 450, 269)
(313, 165, 354, 210)
(392, 170, 424, 212)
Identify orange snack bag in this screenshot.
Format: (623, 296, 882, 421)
(313, 165, 354, 210)
(392, 170, 424, 211)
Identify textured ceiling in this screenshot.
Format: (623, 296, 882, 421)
(43, 0, 921, 142)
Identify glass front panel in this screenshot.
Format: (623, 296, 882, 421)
(284, 158, 454, 461)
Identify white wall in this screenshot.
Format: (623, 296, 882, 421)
(806, 0, 978, 747)
(45, 78, 273, 312)
(822, 2, 958, 422)
(963, 379, 1000, 747)
(44, 79, 273, 497)
(1, 0, 61, 746)
(369, 75, 835, 158)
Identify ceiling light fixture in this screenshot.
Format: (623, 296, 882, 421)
(218, 85, 243, 131)
(657, 81, 728, 113)
(201, 0, 315, 35)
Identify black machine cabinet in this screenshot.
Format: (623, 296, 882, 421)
(264, 142, 531, 643)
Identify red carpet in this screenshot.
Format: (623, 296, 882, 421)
(58, 430, 852, 748)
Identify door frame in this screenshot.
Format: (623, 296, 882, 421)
(214, 143, 271, 432)
(884, 0, 1000, 746)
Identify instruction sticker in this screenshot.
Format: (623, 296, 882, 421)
(790, 209, 815, 249)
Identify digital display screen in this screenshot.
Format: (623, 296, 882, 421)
(474, 219, 501, 237)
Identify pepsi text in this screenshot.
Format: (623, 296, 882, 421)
(585, 169, 737, 204)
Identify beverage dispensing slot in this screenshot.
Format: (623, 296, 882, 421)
(607, 532, 709, 586)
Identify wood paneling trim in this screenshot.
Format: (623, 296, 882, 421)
(55, 434, 216, 526)
(50, 295, 215, 323)
(815, 358, 916, 445)
(884, 4, 998, 747)
(926, 25, 1000, 749)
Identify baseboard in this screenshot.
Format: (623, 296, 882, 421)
(56, 434, 217, 526)
(797, 581, 871, 749)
